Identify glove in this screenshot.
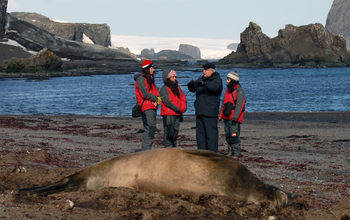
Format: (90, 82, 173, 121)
(194, 78, 204, 86)
(187, 80, 195, 92)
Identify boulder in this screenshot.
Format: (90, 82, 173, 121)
(28, 48, 62, 69)
(179, 44, 201, 59)
(325, 0, 350, 50)
(4, 14, 135, 61)
(0, 48, 62, 71)
(0, 0, 7, 39)
(219, 22, 350, 67)
(10, 12, 111, 47)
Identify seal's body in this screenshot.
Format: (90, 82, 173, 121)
(20, 148, 293, 207)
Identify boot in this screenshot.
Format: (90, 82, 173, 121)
(226, 147, 232, 157)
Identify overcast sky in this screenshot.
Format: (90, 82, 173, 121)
(7, 0, 334, 40)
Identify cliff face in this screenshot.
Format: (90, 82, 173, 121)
(179, 44, 201, 59)
(10, 12, 111, 47)
(0, 0, 7, 39)
(219, 22, 350, 67)
(325, 0, 350, 50)
(4, 14, 134, 61)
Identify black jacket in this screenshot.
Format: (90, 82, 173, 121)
(188, 72, 223, 116)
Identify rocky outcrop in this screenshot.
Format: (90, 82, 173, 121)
(138, 48, 193, 60)
(219, 22, 350, 67)
(0, 0, 7, 39)
(10, 12, 111, 47)
(0, 48, 62, 72)
(325, 0, 350, 50)
(4, 14, 135, 61)
(179, 44, 201, 59)
(227, 43, 238, 50)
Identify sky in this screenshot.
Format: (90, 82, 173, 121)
(7, 0, 334, 41)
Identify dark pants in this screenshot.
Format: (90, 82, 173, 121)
(224, 120, 241, 157)
(162, 115, 180, 148)
(196, 115, 218, 152)
(141, 109, 157, 150)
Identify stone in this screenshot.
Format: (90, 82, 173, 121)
(10, 12, 111, 47)
(179, 44, 201, 59)
(325, 0, 350, 50)
(28, 48, 63, 69)
(0, 0, 7, 39)
(219, 22, 350, 67)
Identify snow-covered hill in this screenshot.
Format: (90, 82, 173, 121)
(111, 35, 239, 60)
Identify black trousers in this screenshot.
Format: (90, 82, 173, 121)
(196, 115, 218, 152)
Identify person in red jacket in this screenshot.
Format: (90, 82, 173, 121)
(134, 60, 160, 150)
(219, 71, 246, 159)
(160, 69, 187, 148)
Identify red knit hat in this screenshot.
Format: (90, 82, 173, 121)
(142, 60, 153, 69)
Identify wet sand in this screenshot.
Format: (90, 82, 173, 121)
(1, 112, 350, 219)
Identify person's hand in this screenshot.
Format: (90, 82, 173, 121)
(187, 80, 195, 92)
(153, 97, 162, 106)
(218, 117, 222, 121)
(194, 78, 204, 86)
(180, 107, 185, 113)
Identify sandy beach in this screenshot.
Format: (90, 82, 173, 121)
(1, 112, 350, 219)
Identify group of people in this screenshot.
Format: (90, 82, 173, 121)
(134, 60, 246, 159)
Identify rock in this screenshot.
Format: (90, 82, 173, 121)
(325, 0, 350, 50)
(157, 50, 193, 60)
(227, 43, 239, 50)
(179, 44, 201, 59)
(10, 12, 111, 47)
(140, 48, 156, 58)
(0, 48, 62, 71)
(0, 0, 7, 39)
(63, 200, 74, 210)
(219, 22, 350, 67)
(28, 48, 63, 69)
(138, 48, 193, 60)
(4, 14, 135, 61)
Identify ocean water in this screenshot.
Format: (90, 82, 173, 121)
(0, 68, 349, 116)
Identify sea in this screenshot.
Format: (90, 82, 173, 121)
(1, 67, 350, 116)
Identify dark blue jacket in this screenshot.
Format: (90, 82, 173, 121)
(190, 72, 223, 117)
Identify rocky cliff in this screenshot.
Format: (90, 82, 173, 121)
(4, 14, 134, 61)
(325, 0, 350, 50)
(179, 44, 201, 59)
(10, 12, 111, 47)
(0, 0, 7, 39)
(219, 22, 350, 67)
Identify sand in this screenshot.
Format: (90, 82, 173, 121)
(1, 112, 350, 219)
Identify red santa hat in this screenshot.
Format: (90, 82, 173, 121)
(142, 60, 153, 69)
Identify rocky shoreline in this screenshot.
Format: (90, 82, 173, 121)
(2, 58, 350, 79)
(1, 112, 350, 219)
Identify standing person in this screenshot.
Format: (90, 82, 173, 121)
(134, 60, 160, 151)
(160, 69, 187, 148)
(219, 71, 246, 159)
(187, 63, 223, 152)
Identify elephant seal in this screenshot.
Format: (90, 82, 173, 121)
(20, 148, 294, 207)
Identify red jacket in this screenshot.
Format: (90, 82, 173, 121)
(160, 85, 187, 116)
(219, 85, 246, 123)
(134, 73, 159, 112)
